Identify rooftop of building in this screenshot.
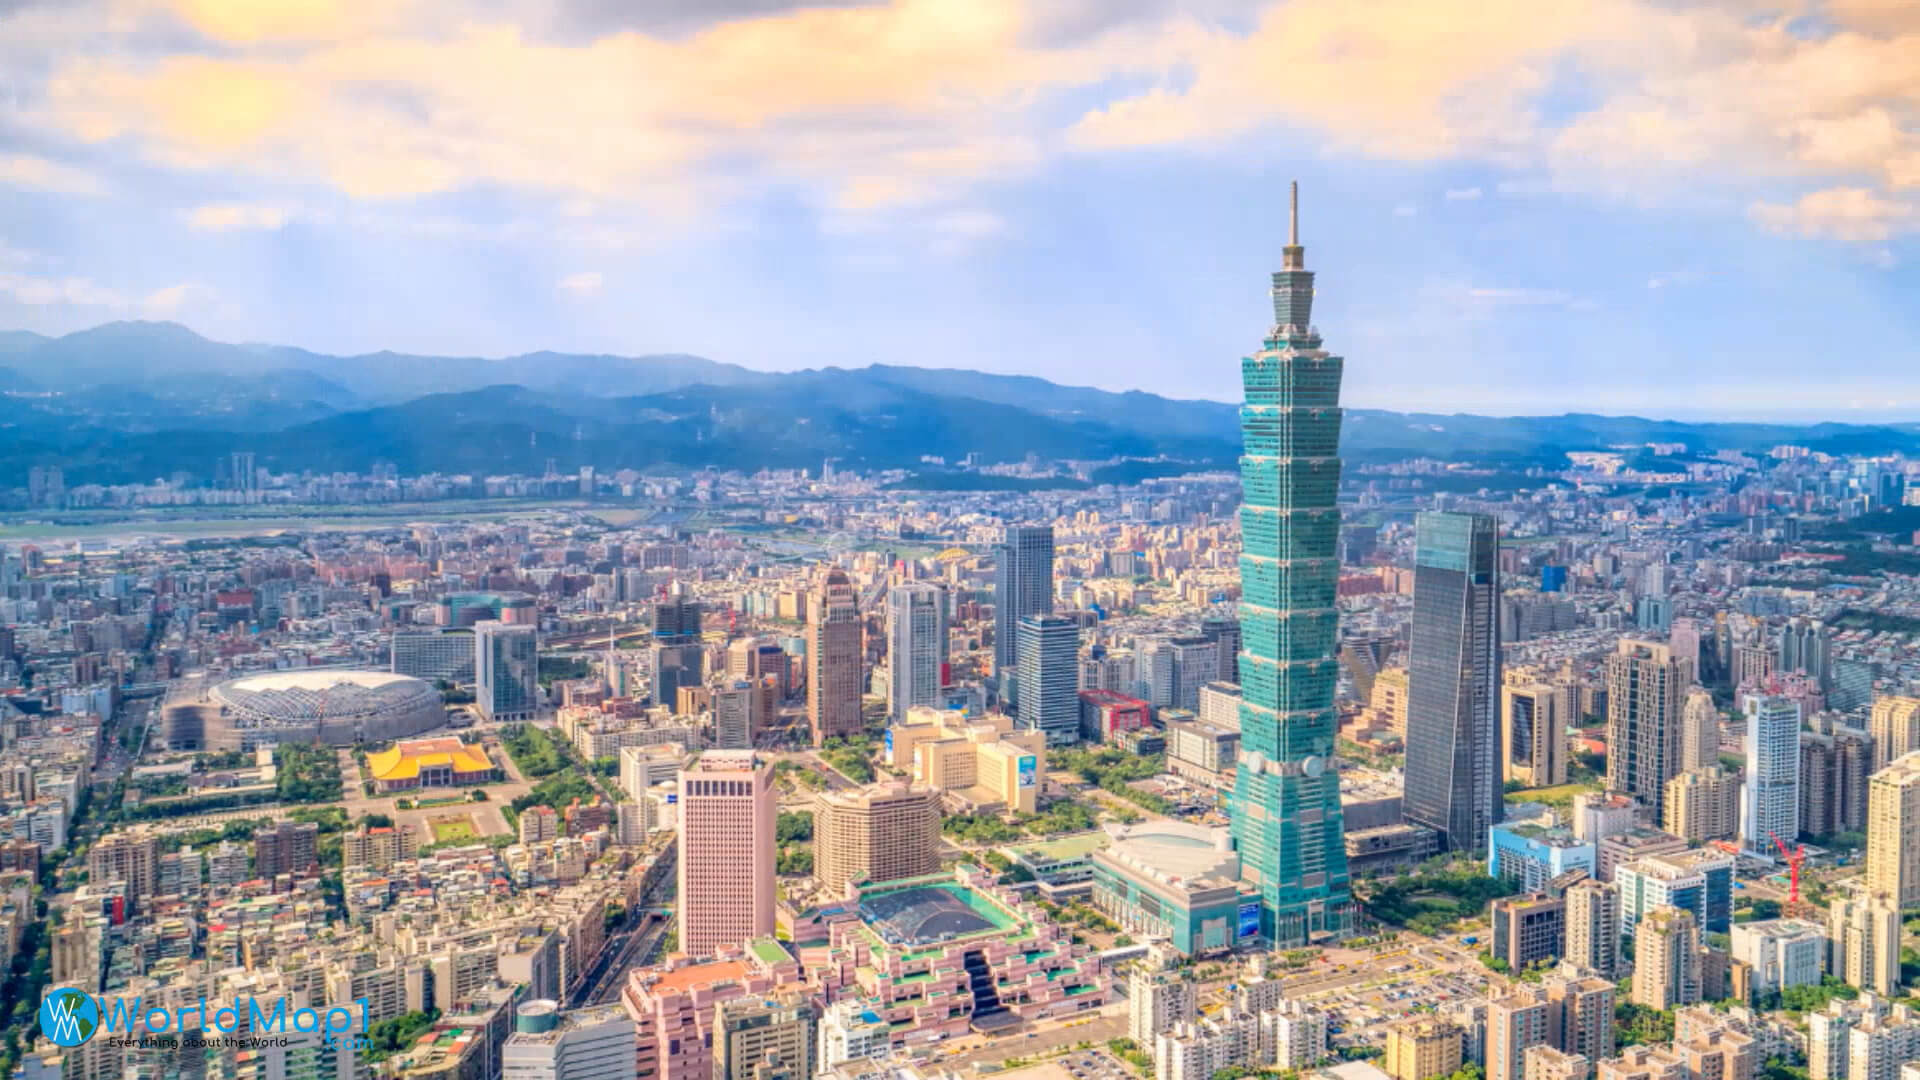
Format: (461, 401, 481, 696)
(366, 737, 492, 781)
(1006, 831, 1110, 863)
(749, 938, 791, 967)
(220, 668, 422, 693)
(1096, 820, 1240, 890)
(855, 878, 1020, 947)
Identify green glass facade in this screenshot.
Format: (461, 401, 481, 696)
(1228, 187, 1356, 946)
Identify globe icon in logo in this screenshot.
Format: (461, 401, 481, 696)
(40, 988, 99, 1047)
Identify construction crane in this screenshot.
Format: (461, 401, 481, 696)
(1770, 831, 1806, 906)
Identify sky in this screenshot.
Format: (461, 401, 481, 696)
(0, 0, 1916, 419)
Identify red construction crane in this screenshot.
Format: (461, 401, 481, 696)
(1770, 831, 1806, 905)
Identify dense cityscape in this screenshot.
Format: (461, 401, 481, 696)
(3, 180, 1920, 1080)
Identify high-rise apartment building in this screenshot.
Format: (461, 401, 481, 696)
(993, 525, 1056, 679)
(1226, 184, 1354, 946)
(1846, 1009, 1920, 1080)
(1663, 767, 1741, 845)
(1681, 688, 1720, 772)
(1504, 675, 1565, 788)
(677, 752, 775, 957)
(1542, 972, 1615, 1063)
(253, 820, 320, 880)
(1778, 618, 1831, 690)
(807, 569, 863, 745)
(1869, 696, 1920, 771)
(652, 594, 703, 643)
(811, 780, 941, 893)
(1802, 724, 1872, 839)
(1866, 751, 1920, 908)
(1828, 887, 1902, 996)
(342, 823, 416, 870)
(1386, 1019, 1465, 1080)
(1201, 613, 1242, 685)
(1523, 1046, 1591, 1080)
(1604, 639, 1692, 818)
(1016, 614, 1080, 745)
(1128, 948, 1198, 1043)
(87, 830, 160, 913)
(1741, 693, 1802, 855)
(476, 620, 539, 722)
(1487, 987, 1551, 1080)
(1632, 906, 1701, 1009)
(712, 995, 818, 1080)
(1564, 878, 1620, 978)
(1404, 511, 1502, 852)
(887, 584, 946, 722)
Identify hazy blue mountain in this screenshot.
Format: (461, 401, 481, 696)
(4, 320, 1920, 486)
(6, 322, 763, 402)
(0, 331, 49, 356)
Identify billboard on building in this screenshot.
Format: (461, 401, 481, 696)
(1237, 901, 1260, 939)
(1017, 755, 1037, 788)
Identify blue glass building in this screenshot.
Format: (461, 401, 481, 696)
(1227, 184, 1355, 946)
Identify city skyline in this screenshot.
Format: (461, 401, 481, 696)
(3, 1, 1917, 417)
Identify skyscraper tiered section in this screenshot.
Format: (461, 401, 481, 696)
(1228, 184, 1357, 946)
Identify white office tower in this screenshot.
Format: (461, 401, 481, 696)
(1740, 693, 1801, 855)
(503, 1001, 634, 1080)
(1729, 918, 1827, 994)
(887, 583, 947, 721)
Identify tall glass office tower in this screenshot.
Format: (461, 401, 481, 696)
(1228, 184, 1355, 946)
(1403, 511, 1503, 853)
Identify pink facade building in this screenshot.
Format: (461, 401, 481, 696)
(621, 941, 802, 1080)
(676, 751, 775, 957)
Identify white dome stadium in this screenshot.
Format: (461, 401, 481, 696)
(209, 669, 443, 745)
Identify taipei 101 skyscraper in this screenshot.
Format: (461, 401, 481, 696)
(1228, 183, 1356, 946)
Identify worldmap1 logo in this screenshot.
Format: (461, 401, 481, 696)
(40, 988, 99, 1047)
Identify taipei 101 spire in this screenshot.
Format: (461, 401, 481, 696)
(1228, 181, 1355, 946)
(1272, 180, 1315, 335)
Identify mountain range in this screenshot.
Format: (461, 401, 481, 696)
(3, 321, 1917, 486)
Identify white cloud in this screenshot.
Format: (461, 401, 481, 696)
(5, 0, 1918, 251)
(187, 203, 292, 230)
(1444, 187, 1484, 201)
(141, 282, 214, 314)
(0, 154, 106, 195)
(557, 271, 604, 296)
(0, 273, 126, 308)
(1749, 187, 1919, 247)
(1392, 203, 1418, 217)
(0, 268, 212, 314)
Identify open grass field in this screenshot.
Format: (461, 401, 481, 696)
(430, 815, 478, 844)
(1505, 782, 1599, 810)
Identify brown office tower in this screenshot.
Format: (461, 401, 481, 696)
(812, 780, 941, 894)
(807, 569, 863, 745)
